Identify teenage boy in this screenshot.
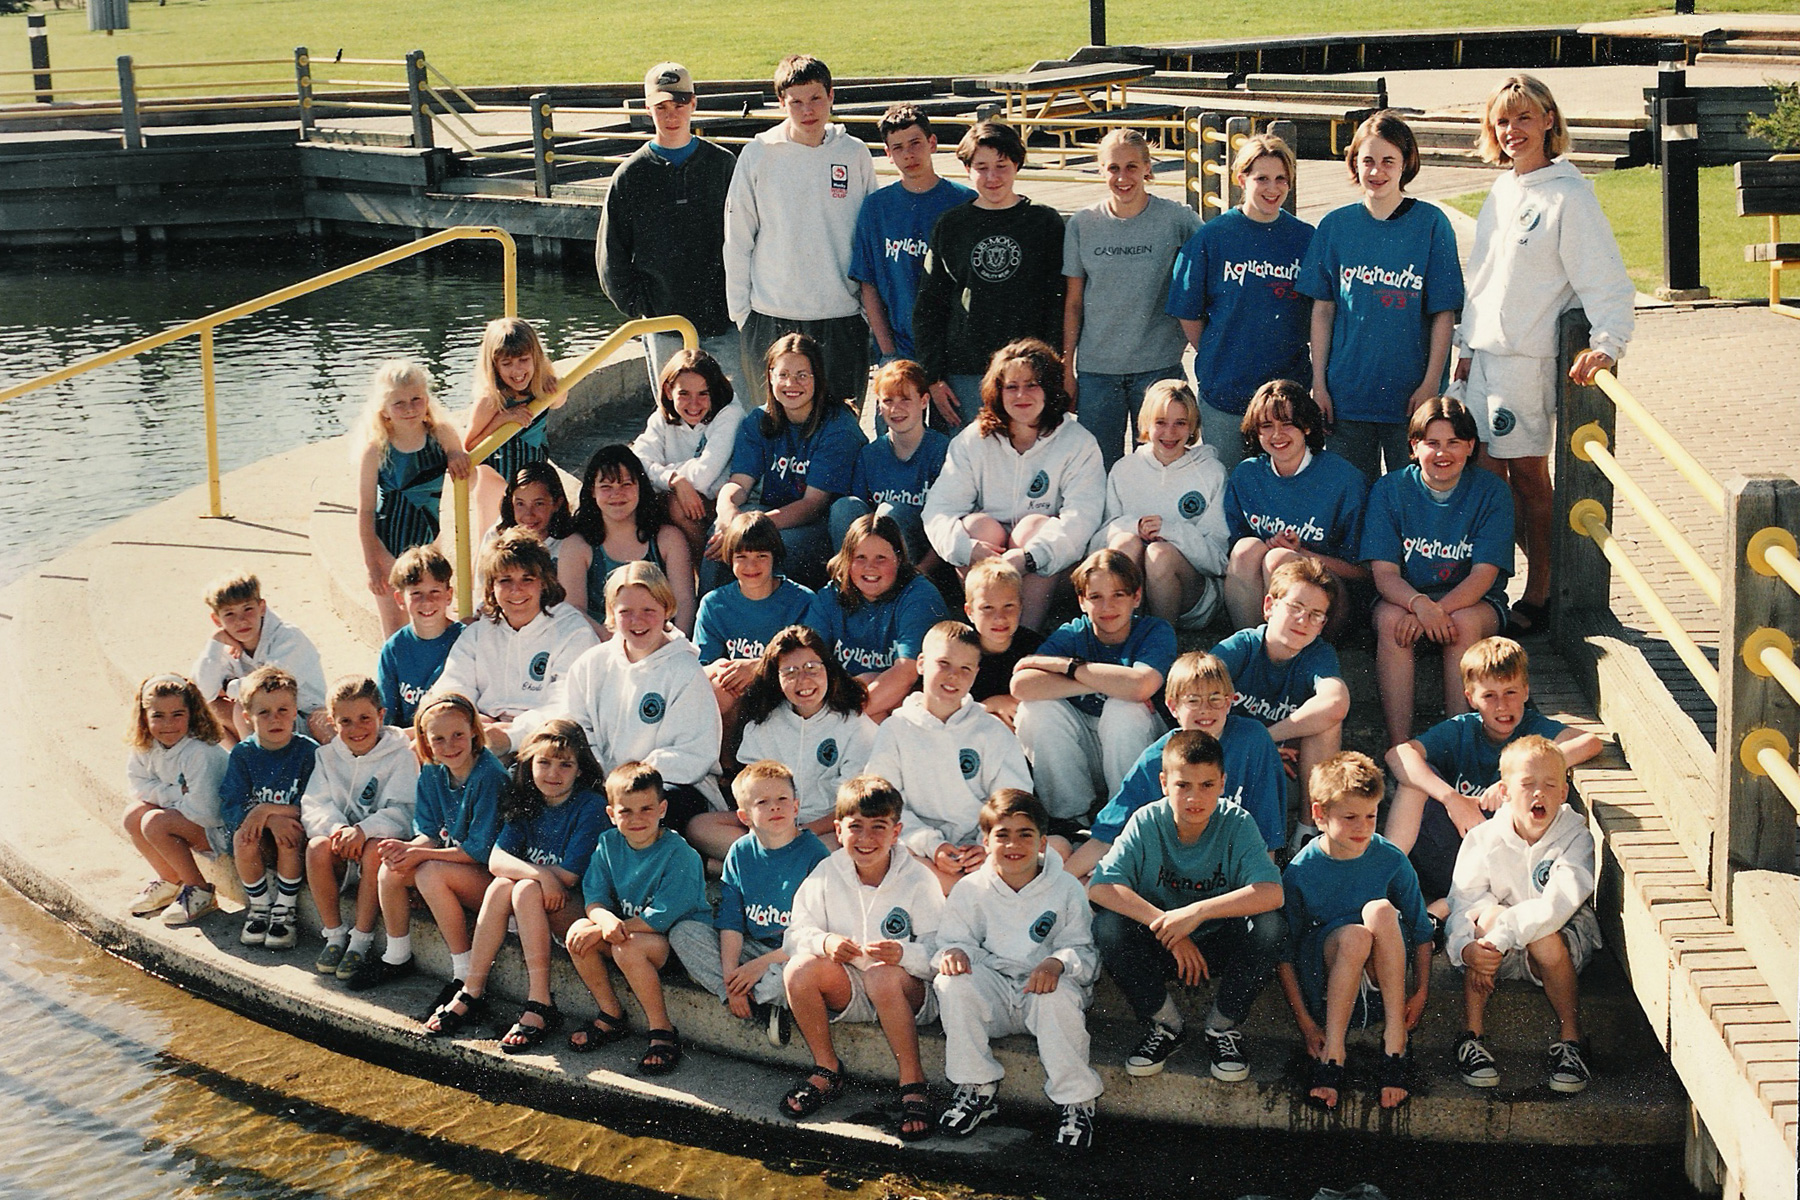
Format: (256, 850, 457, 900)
(220, 666, 320, 952)
(913, 121, 1066, 428)
(375, 546, 463, 732)
(193, 571, 330, 747)
(1088, 730, 1284, 1082)
(598, 62, 744, 401)
(850, 105, 975, 364)
(724, 54, 875, 407)
(1013, 549, 1175, 825)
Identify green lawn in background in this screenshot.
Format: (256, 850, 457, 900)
(1448, 166, 1774, 299)
(4, 0, 1800, 88)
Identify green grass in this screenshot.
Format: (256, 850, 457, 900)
(4, 0, 1800, 89)
(1449, 166, 1776, 299)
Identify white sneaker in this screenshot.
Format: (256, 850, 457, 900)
(264, 904, 299, 950)
(240, 905, 271, 946)
(129, 879, 181, 917)
(161, 885, 218, 927)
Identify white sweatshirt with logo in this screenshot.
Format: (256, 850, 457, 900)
(1091, 441, 1230, 575)
(865, 693, 1034, 857)
(923, 419, 1106, 575)
(785, 843, 944, 978)
(932, 849, 1098, 989)
(736, 704, 878, 825)
(127, 735, 229, 830)
(629, 403, 745, 499)
(299, 725, 420, 840)
(192, 607, 328, 714)
(431, 603, 598, 721)
(1446, 803, 1599, 963)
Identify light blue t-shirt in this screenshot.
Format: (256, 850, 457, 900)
(580, 827, 707, 933)
(1091, 797, 1281, 912)
(1166, 207, 1315, 411)
(1039, 613, 1178, 718)
(694, 577, 814, 664)
(1415, 708, 1567, 798)
(1296, 199, 1464, 424)
(729, 404, 867, 509)
(1360, 464, 1514, 609)
(1222, 450, 1369, 564)
(1211, 625, 1342, 729)
(220, 735, 318, 834)
(494, 787, 611, 877)
(806, 574, 948, 674)
(849, 429, 951, 510)
(412, 749, 507, 865)
(376, 623, 464, 728)
(1092, 714, 1286, 850)
(1281, 835, 1433, 1019)
(716, 830, 831, 942)
(848, 177, 976, 358)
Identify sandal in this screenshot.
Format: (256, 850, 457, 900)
(1506, 599, 1548, 637)
(1378, 1050, 1412, 1109)
(895, 1083, 934, 1142)
(500, 1000, 563, 1055)
(779, 1063, 844, 1119)
(638, 1028, 682, 1076)
(1307, 1057, 1345, 1111)
(567, 1007, 628, 1053)
(422, 989, 488, 1038)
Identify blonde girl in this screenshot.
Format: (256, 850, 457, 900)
(1093, 379, 1229, 628)
(355, 361, 471, 636)
(629, 347, 744, 566)
(465, 317, 564, 536)
(425, 719, 610, 1052)
(123, 673, 229, 926)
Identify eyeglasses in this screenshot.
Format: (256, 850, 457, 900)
(1276, 598, 1329, 626)
(778, 661, 825, 679)
(1174, 694, 1232, 711)
(773, 370, 813, 383)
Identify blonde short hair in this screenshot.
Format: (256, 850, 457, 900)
(1098, 126, 1153, 163)
(1477, 74, 1569, 166)
(1500, 733, 1566, 777)
(1310, 750, 1384, 812)
(731, 759, 795, 809)
(964, 556, 1022, 600)
(1232, 132, 1296, 183)
(603, 559, 677, 630)
(1136, 378, 1200, 445)
(1461, 636, 1529, 691)
(203, 571, 261, 611)
(1164, 651, 1234, 709)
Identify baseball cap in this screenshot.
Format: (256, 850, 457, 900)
(644, 62, 694, 105)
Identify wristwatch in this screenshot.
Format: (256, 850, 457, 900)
(1065, 656, 1085, 679)
(1021, 550, 1039, 574)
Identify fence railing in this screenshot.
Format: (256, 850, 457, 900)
(1550, 309, 1799, 916)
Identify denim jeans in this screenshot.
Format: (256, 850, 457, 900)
(1329, 418, 1410, 482)
(1093, 905, 1284, 1025)
(1075, 364, 1183, 473)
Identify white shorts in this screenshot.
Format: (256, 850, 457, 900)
(830, 962, 939, 1026)
(1496, 906, 1602, 984)
(1460, 351, 1558, 459)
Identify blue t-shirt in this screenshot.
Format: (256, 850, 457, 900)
(806, 575, 948, 674)
(648, 138, 699, 168)
(1091, 797, 1281, 912)
(1039, 613, 1178, 718)
(850, 429, 951, 510)
(729, 403, 867, 509)
(1223, 450, 1369, 564)
(413, 749, 507, 864)
(494, 787, 611, 878)
(1415, 708, 1567, 799)
(716, 829, 831, 942)
(1166, 207, 1315, 412)
(1092, 714, 1286, 850)
(1212, 624, 1342, 729)
(580, 827, 707, 932)
(1281, 836, 1433, 1019)
(1360, 464, 1513, 609)
(376, 623, 464, 728)
(1296, 199, 1465, 424)
(694, 577, 814, 664)
(219, 735, 319, 833)
(848, 177, 976, 358)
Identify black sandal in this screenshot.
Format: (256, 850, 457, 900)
(1378, 1050, 1412, 1109)
(895, 1083, 934, 1142)
(639, 1028, 681, 1075)
(1307, 1058, 1345, 1111)
(779, 1063, 844, 1119)
(567, 1007, 628, 1052)
(422, 989, 488, 1038)
(500, 1000, 563, 1055)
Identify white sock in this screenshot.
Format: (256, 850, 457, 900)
(450, 951, 473, 981)
(321, 925, 347, 946)
(1152, 994, 1183, 1033)
(382, 933, 412, 965)
(347, 928, 375, 954)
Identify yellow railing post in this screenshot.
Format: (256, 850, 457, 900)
(200, 326, 227, 518)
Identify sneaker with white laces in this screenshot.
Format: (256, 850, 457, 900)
(264, 905, 299, 951)
(1546, 1039, 1591, 1094)
(937, 1083, 999, 1137)
(1054, 1101, 1095, 1151)
(160, 884, 217, 927)
(1457, 1031, 1500, 1088)
(129, 879, 181, 917)
(240, 906, 271, 946)
(314, 940, 348, 974)
(1125, 1023, 1185, 1077)
(1204, 1026, 1250, 1082)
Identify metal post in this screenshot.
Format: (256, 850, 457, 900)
(1549, 309, 1613, 637)
(199, 326, 227, 518)
(117, 55, 142, 150)
(405, 49, 434, 149)
(1089, 0, 1106, 47)
(27, 14, 52, 104)
(1199, 111, 1226, 222)
(1224, 116, 1251, 212)
(294, 47, 315, 139)
(530, 92, 556, 198)
(1182, 108, 1204, 218)
(1655, 41, 1709, 300)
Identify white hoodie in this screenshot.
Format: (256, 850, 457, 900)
(923, 419, 1106, 575)
(1091, 441, 1230, 575)
(629, 402, 745, 500)
(127, 736, 229, 830)
(865, 693, 1034, 857)
(431, 602, 598, 721)
(1456, 157, 1635, 363)
(723, 122, 875, 324)
(932, 849, 1099, 991)
(785, 843, 943, 978)
(299, 725, 420, 840)
(192, 606, 328, 714)
(1446, 803, 1599, 963)
(737, 704, 878, 825)
(550, 631, 723, 808)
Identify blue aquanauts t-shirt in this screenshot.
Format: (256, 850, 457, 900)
(1039, 613, 1178, 718)
(849, 178, 976, 358)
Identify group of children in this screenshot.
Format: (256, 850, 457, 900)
(115, 57, 1634, 1152)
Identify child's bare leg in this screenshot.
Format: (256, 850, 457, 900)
(611, 931, 673, 1031)
(568, 937, 624, 1017)
(1315, 924, 1373, 1107)
(459, 876, 518, 1000)
(1011, 515, 1058, 631)
(414, 860, 488, 954)
(686, 811, 749, 862)
(305, 708, 335, 745)
(209, 697, 242, 747)
(353, 841, 384, 933)
(1362, 899, 1408, 1057)
(1528, 930, 1581, 1042)
(139, 807, 211, 887)
(374, 589, 404, 638)
(377, 861, 416, 939)
(232, 827, 268, 891)
(1462, 900, 1506, 1033)
(1295, 724, 1342, 809)
(305, 836, 342, 926)
(1224, 538, 1270, 629)
(1383, 783, 1428, 853)
(1143, 540, 1202, 626)
(1441, 607, 1502, 717)
(123, 803, 176, 880)
(471, 465, 505, 543)
(269, 815, 306, 882)
(1372, 599, 1417, 747)
(511, 883, 573, 1009)
(784, 954, 852, 1073)
(863, 964, 928, 1085)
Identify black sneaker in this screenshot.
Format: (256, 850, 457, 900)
(1125, 1023, 1185, 1077)
(344, 953, 415, 993)
(1054, 1101, 1095, 1151)
(937, 1083, 999, 1137)
(1204, 1026, 1250, 1082)
(1457, 1031, 1499, 1088)
(1547, 1039, 1590, 1094)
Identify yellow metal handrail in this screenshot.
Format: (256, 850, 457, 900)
(1739, 728, 1800, 817)
(1592, 367, 1727, 516)
(0, 226, 517, 519)
(448, 315, 698, 619)
(1570, 423, 1722, 607)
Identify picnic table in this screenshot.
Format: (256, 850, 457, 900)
(963, 63, 1153, 126)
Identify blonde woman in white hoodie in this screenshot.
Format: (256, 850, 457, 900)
(1094, 380, 1230, 630)
(922, 338, 1106, 632)
(1454, 74, 1634, 636)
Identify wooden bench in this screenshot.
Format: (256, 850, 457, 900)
(1735, 157, 1800, 319)
(1143, 72, 1387, 154)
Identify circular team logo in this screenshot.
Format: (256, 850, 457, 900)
(1178, 490, 1206, 519)
(880, 906, 913, 940)
(638, 692, 666, 724)
(360, 779, 378, 802)
(1491, 408, 1517, 436)
(1026, 470, 1049, 499)
(970, 234, 1023, 283)
(1532, 859, 1554, 891)
(816, 738, 839, 767)
(958, 748, 981, 779)
(528, 651, 549, 681)
(1028, 910, 1058, 943)
(1516, 204, 1544, 233)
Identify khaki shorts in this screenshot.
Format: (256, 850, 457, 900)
(1496, 906, 1602, 984)
(830, 961, 939, 1026)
